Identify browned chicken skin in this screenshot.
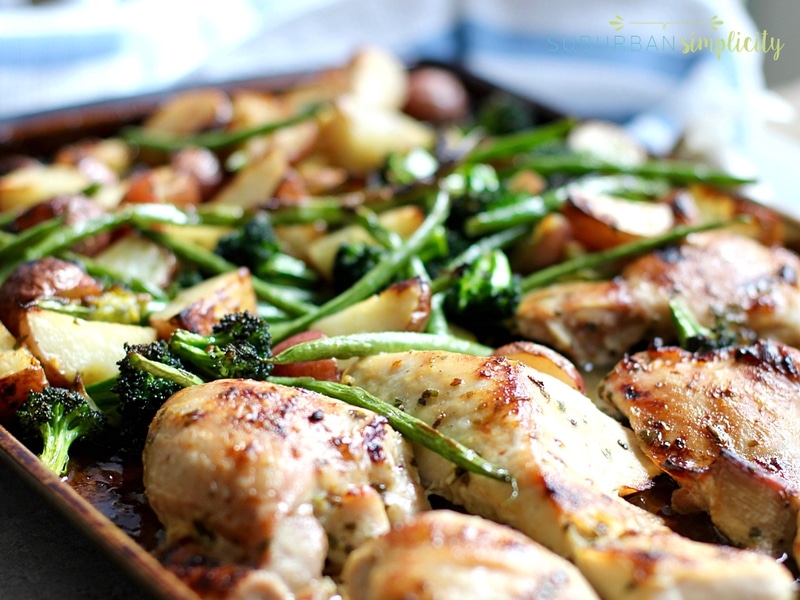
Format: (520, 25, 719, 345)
(599, 339, 800, 565)
(342, 509, 600, 600)
(343, 351, 797, 600)
(515, 231, 800, 368)
(143, 378, 429, 599)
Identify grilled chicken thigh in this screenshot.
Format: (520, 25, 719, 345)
(342, 509, 600, 600)
(599, 339, 800, 564)
(515, 231, 800, 368)
(143, 378, 429, 599)
(343, 351, 796, 600)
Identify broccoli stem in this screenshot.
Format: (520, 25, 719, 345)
(669, 297, 712, 345)
(121, 102, 323, 152)
(270, 188, 452, 343)
(270, 376, 517, 494)
(520, 154, 756, 186)
(142, 229, 316, 316)
(269, 331, 493, 364)
(38, 415, 81, 477)
(519, 219, 739, 293)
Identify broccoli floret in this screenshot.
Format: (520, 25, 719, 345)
(214, 211, 317, 286)
(443, 249, 521, 339)
(331, 241, 386, 294)
(110, 340, 186, 453)
(215, 210, 280, 270)
(15, 386, 106, 476)
(168, 311, 274, 381)
(669, 297, 746, 352)
(475, 91, 535, 135)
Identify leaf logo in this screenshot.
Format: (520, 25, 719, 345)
(710, 15, 724, 30)
(609, 15, 625, 31)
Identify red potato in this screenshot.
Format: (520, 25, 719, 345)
(403, 67, 470, 124)
(563, 189, 675, 251)
(0, 257, 104, 337)
(121, 166, 202, 207)
(271, 330, 339, 381)
(11, 194, 112, 257)
(142, 88, 232, 136)
(0, 320, 47, 424)
(493, 340, 586, 393)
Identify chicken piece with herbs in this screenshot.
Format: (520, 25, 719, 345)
(142, 378, 429, 599)
(599, 338, 800, 566)
(342, 509, 600, 600)
(515, 231, 800, 368)
(343, 350, 796, 600)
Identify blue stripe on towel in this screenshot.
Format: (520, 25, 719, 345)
(0, 32, 122, 68)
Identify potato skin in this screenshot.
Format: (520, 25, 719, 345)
(403, 67, 470, 124)
(0, 257, 103, 337)
(11, 194, 111, 256)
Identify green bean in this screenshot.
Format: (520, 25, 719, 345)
(521, 154, 756, 186)
(0, 214, 66, 265)
(270, 188, 452, 343)
(129, 352, 205, 387)
(270, 331, 493, 364)
(466, 118, 577, 163)
(142, 229, 316, 316)
(463, 187, 568, 237)
(121, 103, 323, 152)
(270, 376, 517, 493)
(424, 292, 450, 336)
(59, 250, 167, 298)
(520, 219, 740, 292)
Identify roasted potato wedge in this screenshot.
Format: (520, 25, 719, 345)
(318, 95, 435, 175)
(147, 268, 257, 339)
(92, 234, 178, 290)
(0, 320, 47, 423)
(493, 340, 585, 393)
(122, 166, 202, 207)
(142, 88, 232, 136)
(19, 307, 157, 388)
(0, 164, 91, 211)
(312, 277, 431, 336)
(563, 189, 675, 251)
(208, 148, 288, 209)
(689, 184, 784, 246)
(306, 205, 426, 279)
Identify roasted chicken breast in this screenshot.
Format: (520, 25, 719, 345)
(142, 378, 429, 599)
(343, 351, 796, 600)
(599, 339, 800, 565)
(342, 509, 600, 600)
(515, 231, 800, 368)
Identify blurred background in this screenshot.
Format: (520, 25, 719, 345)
(0, 1, 799, 599)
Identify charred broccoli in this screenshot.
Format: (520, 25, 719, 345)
(110, 340, 187, 453)
(85, 311, 275, 454)
(168, 310, 274, 381)
(331, 241, 387, 294)
(214, 210, 316, 286)
(15, 387, 106, 476)
(443, 249, 521, 339)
